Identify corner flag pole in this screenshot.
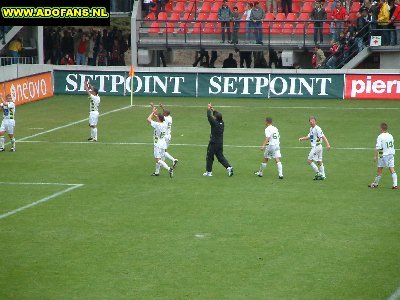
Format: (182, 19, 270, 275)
(129, 65, 134, 106)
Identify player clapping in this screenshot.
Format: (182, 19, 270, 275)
(159, 103, 178, 168)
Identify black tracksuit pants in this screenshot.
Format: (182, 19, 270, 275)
(206, 142, 230, 172)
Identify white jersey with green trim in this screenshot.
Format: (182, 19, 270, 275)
(89, 94, 100, 112)
(0, 102, 15, 120)
(308, 125, 324, 147)
(265, 125, 280, 146)
(376, 132, 395, 156)
(164, 115, 172, 138)
(151, 120, 167, 149)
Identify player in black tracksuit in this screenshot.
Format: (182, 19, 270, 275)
(203, 103, 233, 177)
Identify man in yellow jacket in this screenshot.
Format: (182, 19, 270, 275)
(8, 37, 22, 64)
(377, 0, 390, 45)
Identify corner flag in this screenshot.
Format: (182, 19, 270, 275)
(129, 65, 134, 106)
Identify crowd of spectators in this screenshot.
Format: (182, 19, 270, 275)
(43, 27, 130, 66)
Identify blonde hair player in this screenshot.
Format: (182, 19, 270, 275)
(84, 80, 100, 142)
(299, 116, 331, 180)
(368, 123, 397, 189)
(0, 94, 16, 152)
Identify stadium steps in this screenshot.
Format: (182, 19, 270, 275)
(0, 26, 23, 51)
(341, 47, 371, 69)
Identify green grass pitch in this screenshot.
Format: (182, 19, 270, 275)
(1, 95, 400, 299)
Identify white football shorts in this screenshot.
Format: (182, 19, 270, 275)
(308, 145, 323, 162)
(378, 155, 395, 168)
(264, 145, 281, 159)
(89, 111, 99, 126)
(0, 119, 15, 135)
(165, 136, 171, 148)
(154, 146, 166, 159)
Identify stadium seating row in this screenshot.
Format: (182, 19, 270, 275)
(147, 1, 360, 21)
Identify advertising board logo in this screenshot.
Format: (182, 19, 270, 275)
(345, 75, 400, 100)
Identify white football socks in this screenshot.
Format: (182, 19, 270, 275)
(0, 136, 4, 148)
(277, 162, 283, 177)
(392, 172, 398, 187)
(310, 162, 319, 173)
(155, 162, 161, 174)
(374, 175, 382, 185)
(93, 128, 97, 140)
(159, 160, 169, 170)
(319, 164, 325, 177)
(10, 138, 15, 149)
(259, 162, 267, 175)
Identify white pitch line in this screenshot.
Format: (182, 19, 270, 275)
(131, 104, 400, 110)
(388, 287, 400, 300)
(18, 105, 132, 142)
(17, 140, 399, 151)
(0, 183, 84, 220)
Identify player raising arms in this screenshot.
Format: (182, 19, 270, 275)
(147, 105, 174, 178)
(368, 123, 397, 189)
(299, 116, 331, 180)
(84, 80, 100, 142)
(157, 102, 178, 168)
(255, 117, 283, 179)
(0, 94, 16, 152)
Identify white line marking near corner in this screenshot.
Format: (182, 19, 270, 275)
(28, 128, 44, 130)
(131, 104, 400, 111)
(388, 287, 400, 300)
(18, 140, 399, 151)
(18, 105, 132, 142)
(0, 182, 84, 220)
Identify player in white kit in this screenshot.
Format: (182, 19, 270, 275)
(0, 94, 16, 152)
(368, 123, 397, 189)
(254, 117, 283, 179)
(84, 80, 100, 142)
(299, 116, 331, 180)
(159, 103, 178, 168)
(147, 106, 174, 178)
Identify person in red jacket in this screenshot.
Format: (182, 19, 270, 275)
(331, 1, 348, 40)
(390, 0, 400, 44)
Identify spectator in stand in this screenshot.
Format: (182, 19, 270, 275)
(223, 53, 238, 68)
(377, 0, 390, 45)
(356, 8, 371, 51)
(311, 1, 328, 44)
(143, 0, 152, 17)
(51, 27, 62, 65)
(267, 0, 278, 16)
(43, 28, 53, 64)
(388, 0, 397, 44)
(331, 1, 348, 41)
(231, 7, 241, 44)
(218, 0, 233, 43)
(325, 39, 340, 68)
(282, 0, 293, 15)
(312, 44, 326, 68)
(209, 51, 218, 68)
(87, 33, 97, 66)
(254, 51, 268, 67)
(7, 37, 22, 64)
(390, 0, 400, 44)
(243, 3, 254, 43)
(76, 33, 88, 65)
(96, 43, 108, 66)
(60, 53, 75, 65)
(193, 49, 210, 67)
(157, 0, 166, 15)
(109, 38, 123, 66)
(269, 48, 280, 68)
(61, 30, 74, 58)
(73, 29, 83, 61)
(239, 51, 252, 67)
(250, 1, 266, 44)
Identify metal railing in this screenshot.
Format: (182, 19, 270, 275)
(0, 56, 38, 66)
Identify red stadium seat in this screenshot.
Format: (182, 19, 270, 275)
(203, 22, 215, 33)
(200, 2, 211, 13)
(302, 2, 314, 13)
(211, 2, 221, 13)
(165, 2, 173, 13)
(145, 12, 156, 21)
(307, 23, 314, 34)
(186, 2, 195, 13)
(207, 13, 219, 21)
(158, 12, 168, 21)
(275, 13, 286, 20)
(271, 22, 283, 34)
(292, 2, 301, 12)
(293, 22, 305, 34)
(183, 12, 194, 21)
(191, 22, 201, 34)
(286, 13, 297, 21)
(298, 13, 309, 20)
(170, 13, 180, 21)
(282, 23, 294, 34)
(163, 22, 175, 34)
(348, 12, 358, 21)
(197, 13, 208, 21)
(323, 22, 330, 34)
(236, 2, 245, 13)
(178, 22, 189, 33)
(264, 13, 275, 21)
(174, 2, 185, 13)
(148, 22, 162, 34)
